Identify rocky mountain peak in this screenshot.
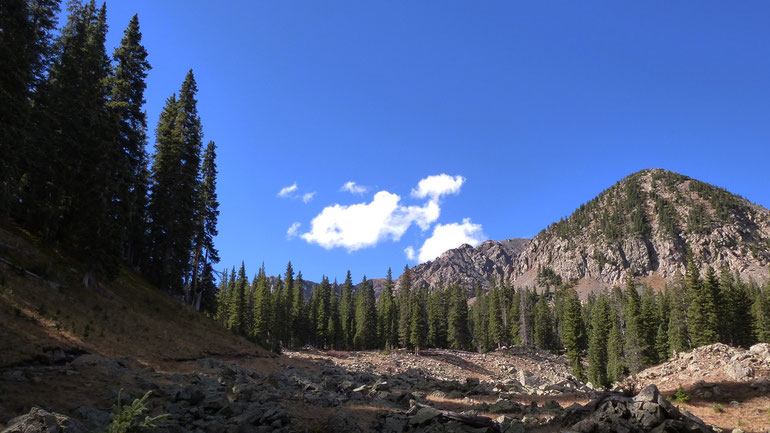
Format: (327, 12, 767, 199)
(407, 169, 770, 293)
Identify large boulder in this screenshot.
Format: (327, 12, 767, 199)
(564, 385, 716, 433)
(2, 407, 85, 433)
(724, 361, 753, 381)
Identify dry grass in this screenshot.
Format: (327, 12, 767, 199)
(0, 223, 274, 426)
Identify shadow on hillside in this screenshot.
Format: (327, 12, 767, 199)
(420, 350, 494, 377)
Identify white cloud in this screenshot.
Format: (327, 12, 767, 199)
(278, 183, 298, 198)
(404, 246, 416, 261)
(413, 218, 484, 263)
(301, 191, 441, 251)
(411, 174, 465, 200)
(341, 181, 368, 195)
(302, 192, 316, 203)
(286, 222, 301, 239)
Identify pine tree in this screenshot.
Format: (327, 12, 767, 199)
(561, 289, 587, 380)
(607, 309, 626, 383)
(313, 277, 331, 348)
(148, 70, 204, 294)
(291, 271, 307, 347)
(327, 282, 342, 349)
(214, 269, 229, 324)
(756, 279, 770, 343)
(227, 262, 248, 335)
(448, 283, 471, 350)
(506, 286, 521, 346)
(354, 276, 377, 349)
(271, 275, 285, 350)
(655, 290, 671, 361)
(1, 0, 59, 215)
(488, 285, 508, 348)
(686, 258, 718, 347)
(409, 286, 428, 355)
(189, 141, 219, 309)
(622, 276, 644, 374)
(718, 265, 754, 347)
(533, 293, 556, 351)
(398, 265, 412, 348)
(252, 264, 271, 344)
(471, 288, 491, 352)
(282, 262, 295, 346)
(27, 1, 120, 282)
(668, 273, 690, 354)
(340, 271, 355, 350)
(107, 14, 151, 268)
(377, 268, 398, 350)
(427, 287, 448, 348)
(587, 294, 611, 388)
(639, 284, 659, 366)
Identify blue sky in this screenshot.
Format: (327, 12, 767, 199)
(88, 1, 769, 282)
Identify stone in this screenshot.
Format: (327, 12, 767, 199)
(3, 407, 85, 433)
(543, 400, 561, 410)
(381, 416, 407, 433)
(70, 354, 122, 370)
(326, 409, 362, 433)
(633, 385, 661, 403)
(724, 362, 753, 381)
(465, 377, 480, 388)
(409, 407, 442, 425)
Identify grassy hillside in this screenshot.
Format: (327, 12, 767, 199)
(0, 223, 268, 369)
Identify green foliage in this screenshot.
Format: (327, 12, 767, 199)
(587, 294, 611, 388)
(561, 289, 587, 380)
(712, 403, 724, 413)
(103, 390, 166, 433)
(672, 386, 690, 404)
(354, 276, 377, 349)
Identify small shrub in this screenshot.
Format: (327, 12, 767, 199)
(103, 389, 167, 433)
(712, 403, 724, 413)
(673, 386, 690, 403)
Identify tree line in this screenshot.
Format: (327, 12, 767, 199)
(212, 257, 770, 388)
(0, 0, 220, 308)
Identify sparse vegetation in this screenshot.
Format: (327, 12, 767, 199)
(103, 390, 167, 433)
(673, 385, 690, 403)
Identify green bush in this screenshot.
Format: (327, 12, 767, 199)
(103, 390, 166, 433)
(712, 403, 724, 413)
(673, 386, 690, 403)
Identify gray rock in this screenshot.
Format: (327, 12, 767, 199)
(70, 354, 122, 370)
(326, 409, 362, 433)
(724, 361, 753, 381)
(381, 415, 408, 433)
(72, 406, 110, 430)
(409, 407, 442, 425)
(3, 407, 85, 433)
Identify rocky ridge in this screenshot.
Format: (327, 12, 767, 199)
(408, 169, 770, 292)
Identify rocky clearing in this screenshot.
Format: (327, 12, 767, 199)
(2, 343, 769, 432)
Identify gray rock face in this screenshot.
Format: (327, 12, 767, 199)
(406, 239, 530, 292)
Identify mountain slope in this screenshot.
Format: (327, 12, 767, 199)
(408, 169, 770, 291)
(407, 238, 530, 292)
(0, 224, 268, 369)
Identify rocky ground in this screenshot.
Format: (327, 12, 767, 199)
(5, 344, 767, 432)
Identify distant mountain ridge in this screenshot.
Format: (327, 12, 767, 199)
(406, 169, 770, 292)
